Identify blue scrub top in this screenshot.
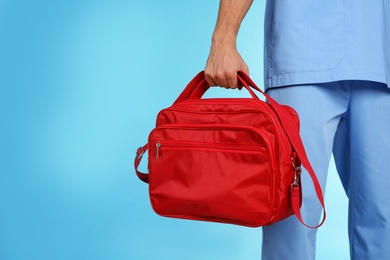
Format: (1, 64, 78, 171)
(264, 0, 390, 89)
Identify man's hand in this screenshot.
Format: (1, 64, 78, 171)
(204, 0, 253, 89)
(205, 43, 249, 89)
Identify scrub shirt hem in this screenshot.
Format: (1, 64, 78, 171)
(265, 70, 389, 90)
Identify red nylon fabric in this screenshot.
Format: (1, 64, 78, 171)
(134, 71, 325, 228)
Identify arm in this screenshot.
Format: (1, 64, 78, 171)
(205, 0, 253, 89)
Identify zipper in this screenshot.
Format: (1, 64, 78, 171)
(159, 98, 272, 114)
(178, 98, 264, 106)
(158, 98, 295, 164)
(150, 123, 275, 168)
(157, 101, 289, 164)
(155, 142, 161, 158)
(158, 98, 271, 115)
(153, 140, 265, 155)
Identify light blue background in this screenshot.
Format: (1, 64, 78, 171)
(0, 1, 349, 259)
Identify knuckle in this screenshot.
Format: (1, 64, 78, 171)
(225, 70, 236, 79)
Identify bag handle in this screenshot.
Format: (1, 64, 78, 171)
(173, 71, 261, 104)
(134, 71, 326, 228)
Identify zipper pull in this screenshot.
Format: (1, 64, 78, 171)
(155, 143, 161, 158)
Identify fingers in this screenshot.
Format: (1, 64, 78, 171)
(204, 70, 218, 87)
(204, 46, 248, 89)
(205, 70, 239, 89)
(225, 71, 239, 89)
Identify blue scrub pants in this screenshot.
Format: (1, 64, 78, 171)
(262, 81, 390, 260)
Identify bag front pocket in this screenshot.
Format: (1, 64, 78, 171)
(148, 124, 277, 227)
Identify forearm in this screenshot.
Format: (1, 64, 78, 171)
(212, 0, 254, 47)
(205, 0, 253, 88)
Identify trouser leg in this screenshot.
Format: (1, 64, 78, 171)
(262, 83, 349, 260)
(333, 81, 390, 259)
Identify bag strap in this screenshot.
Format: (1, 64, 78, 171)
(135, 144, 149, 183)
(134, 71, 326, 227)
(236, 71, 326, 228)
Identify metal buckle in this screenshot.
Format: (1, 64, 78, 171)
(136, 146, 144, 159)
(290, 155, 302, 189)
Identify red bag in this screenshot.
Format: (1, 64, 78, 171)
(134, 71, 325, 228)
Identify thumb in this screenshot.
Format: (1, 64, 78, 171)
(237, 64, 250, 90)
